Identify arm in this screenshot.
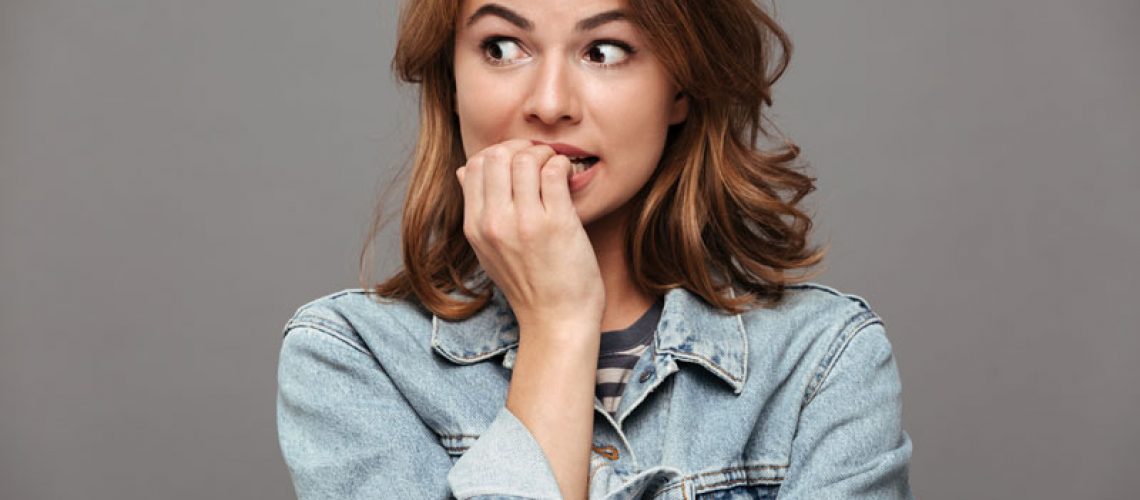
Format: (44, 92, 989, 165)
(503, 321, 600, 500)
(277, 317, 566, 499)
(777, 322, 915, 499)
(451, 139, 606, 499)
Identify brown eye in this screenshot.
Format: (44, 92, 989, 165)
(480, 37, 528, 66)
(584, 41, 634, 67)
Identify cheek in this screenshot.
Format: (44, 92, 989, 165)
(593, 89, 673, 166)
(453, 57, 510, 140)
(454, 83, 508, 157)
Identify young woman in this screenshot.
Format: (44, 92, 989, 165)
(277, 0, 914, 498)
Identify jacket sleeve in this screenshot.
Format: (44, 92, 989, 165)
(276, 314, 563, 499)
(777, 321, 915, 499)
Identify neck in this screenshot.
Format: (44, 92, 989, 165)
(585, 205, 658, 333)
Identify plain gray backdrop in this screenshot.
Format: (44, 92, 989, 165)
(1, 0, 1137, 498)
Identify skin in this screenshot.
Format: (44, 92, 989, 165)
(452, 0, 688, 497)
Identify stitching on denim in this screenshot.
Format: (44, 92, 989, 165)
(672, 351, 742, 384)
(695, 464, 788, 479)
(609, 348, 660, 465)
(655, 468, 784, 499)
(439, 432, 480, 455)
(699, 476, 784, 491)
(288, 314, 354, 336)
(786, 283, 875, 313)
(431, 313, 518, 364)
(588, 452, 613, 484)
(802, 316, 883, 408)
(284, 321, 370, 356)
(801, 309, 876, 406)
(732, 286, 749, 394)
(686, 464, 787, 494)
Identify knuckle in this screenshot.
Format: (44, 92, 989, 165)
(480, 218, 502, 241)
(485, 146, 510, 165)
(512, 151, 540, 168)
(466, 156, 484, 173)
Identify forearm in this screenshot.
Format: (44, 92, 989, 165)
(506, 322, 600, 500)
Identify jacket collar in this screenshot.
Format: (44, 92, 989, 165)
(431, 285, 748, 394)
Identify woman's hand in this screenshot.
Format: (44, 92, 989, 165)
(456, 139, 605, 334)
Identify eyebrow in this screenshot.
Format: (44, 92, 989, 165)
(464, 3, 628, 33)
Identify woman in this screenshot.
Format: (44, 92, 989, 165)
(277, 0, 915, 498)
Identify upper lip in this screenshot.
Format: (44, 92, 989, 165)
(532, 141, 598, 158)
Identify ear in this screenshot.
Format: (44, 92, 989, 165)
(668, 90, 689, 125)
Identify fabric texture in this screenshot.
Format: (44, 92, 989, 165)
(596, 298, 661, 416)
(276, 282, 915, 499)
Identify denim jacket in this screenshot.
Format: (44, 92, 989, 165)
(276, 282, 914, 499)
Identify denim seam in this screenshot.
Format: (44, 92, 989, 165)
(439, 433, 480, 455)
(284, 313, 352, 337)
(455, 487, 559, 500)
(653, 464, 786, 499)
(669, 351, 741, 384)
(732, 285, 749, 394)
(284, 320, 369, 356)
(655, 481, 688, 500)
(698, 477, 783, 492)
(801, 309, 874, 405)
(785, 283, 874, 313)
(684, 464, 788, 496)
(431, 314, 518, 364)
(802, 314, 882, 408)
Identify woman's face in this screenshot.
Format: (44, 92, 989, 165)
(453, 0, 688, 228)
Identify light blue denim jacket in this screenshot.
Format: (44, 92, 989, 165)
(276, 282, 914, 499)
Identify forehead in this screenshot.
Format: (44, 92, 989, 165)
(458, 0, 632, 30)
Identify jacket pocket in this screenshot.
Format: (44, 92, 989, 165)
(649, 462, 786, 499)
(694, 483, 780, 499)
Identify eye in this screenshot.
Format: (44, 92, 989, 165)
(584, 40, 635, 67)
(480, 37, 529, 66)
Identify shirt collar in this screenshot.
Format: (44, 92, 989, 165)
(431, 285, 748, 394)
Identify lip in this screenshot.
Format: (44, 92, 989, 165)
(531, 140, 597, 159)
(568, 159, 599, 193)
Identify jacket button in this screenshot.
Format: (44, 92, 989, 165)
(638, 369, 653, 383)
(592, 445, 619, 460)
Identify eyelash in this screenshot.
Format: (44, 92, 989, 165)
(478, 36, 637, 68)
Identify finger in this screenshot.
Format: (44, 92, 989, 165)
(460, 157, 485, 230)
(512, 145, 556, 213)
(482, 139, 533, 213)
(540, 154, 574, 215)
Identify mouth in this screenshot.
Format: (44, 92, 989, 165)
(530, 141, 600, 176)
(568, 155, 600, 175)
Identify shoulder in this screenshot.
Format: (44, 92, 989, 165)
(280, 288, 433, 355)
(735, 281, 893, 398)
(751, 281, 879, 325)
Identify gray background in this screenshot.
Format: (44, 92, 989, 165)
(1, 0, 1136, 498)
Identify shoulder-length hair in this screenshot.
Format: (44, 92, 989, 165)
(361, 0, 827, 320)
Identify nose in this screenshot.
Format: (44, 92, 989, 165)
(522, 54, 581, 126)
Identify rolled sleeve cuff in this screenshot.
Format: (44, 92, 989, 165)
(448, 406, 563, 499)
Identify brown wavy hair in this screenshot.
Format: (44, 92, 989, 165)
(360, 0, 827, 320)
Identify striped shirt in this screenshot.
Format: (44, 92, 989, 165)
(595, 298, 663, 416)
